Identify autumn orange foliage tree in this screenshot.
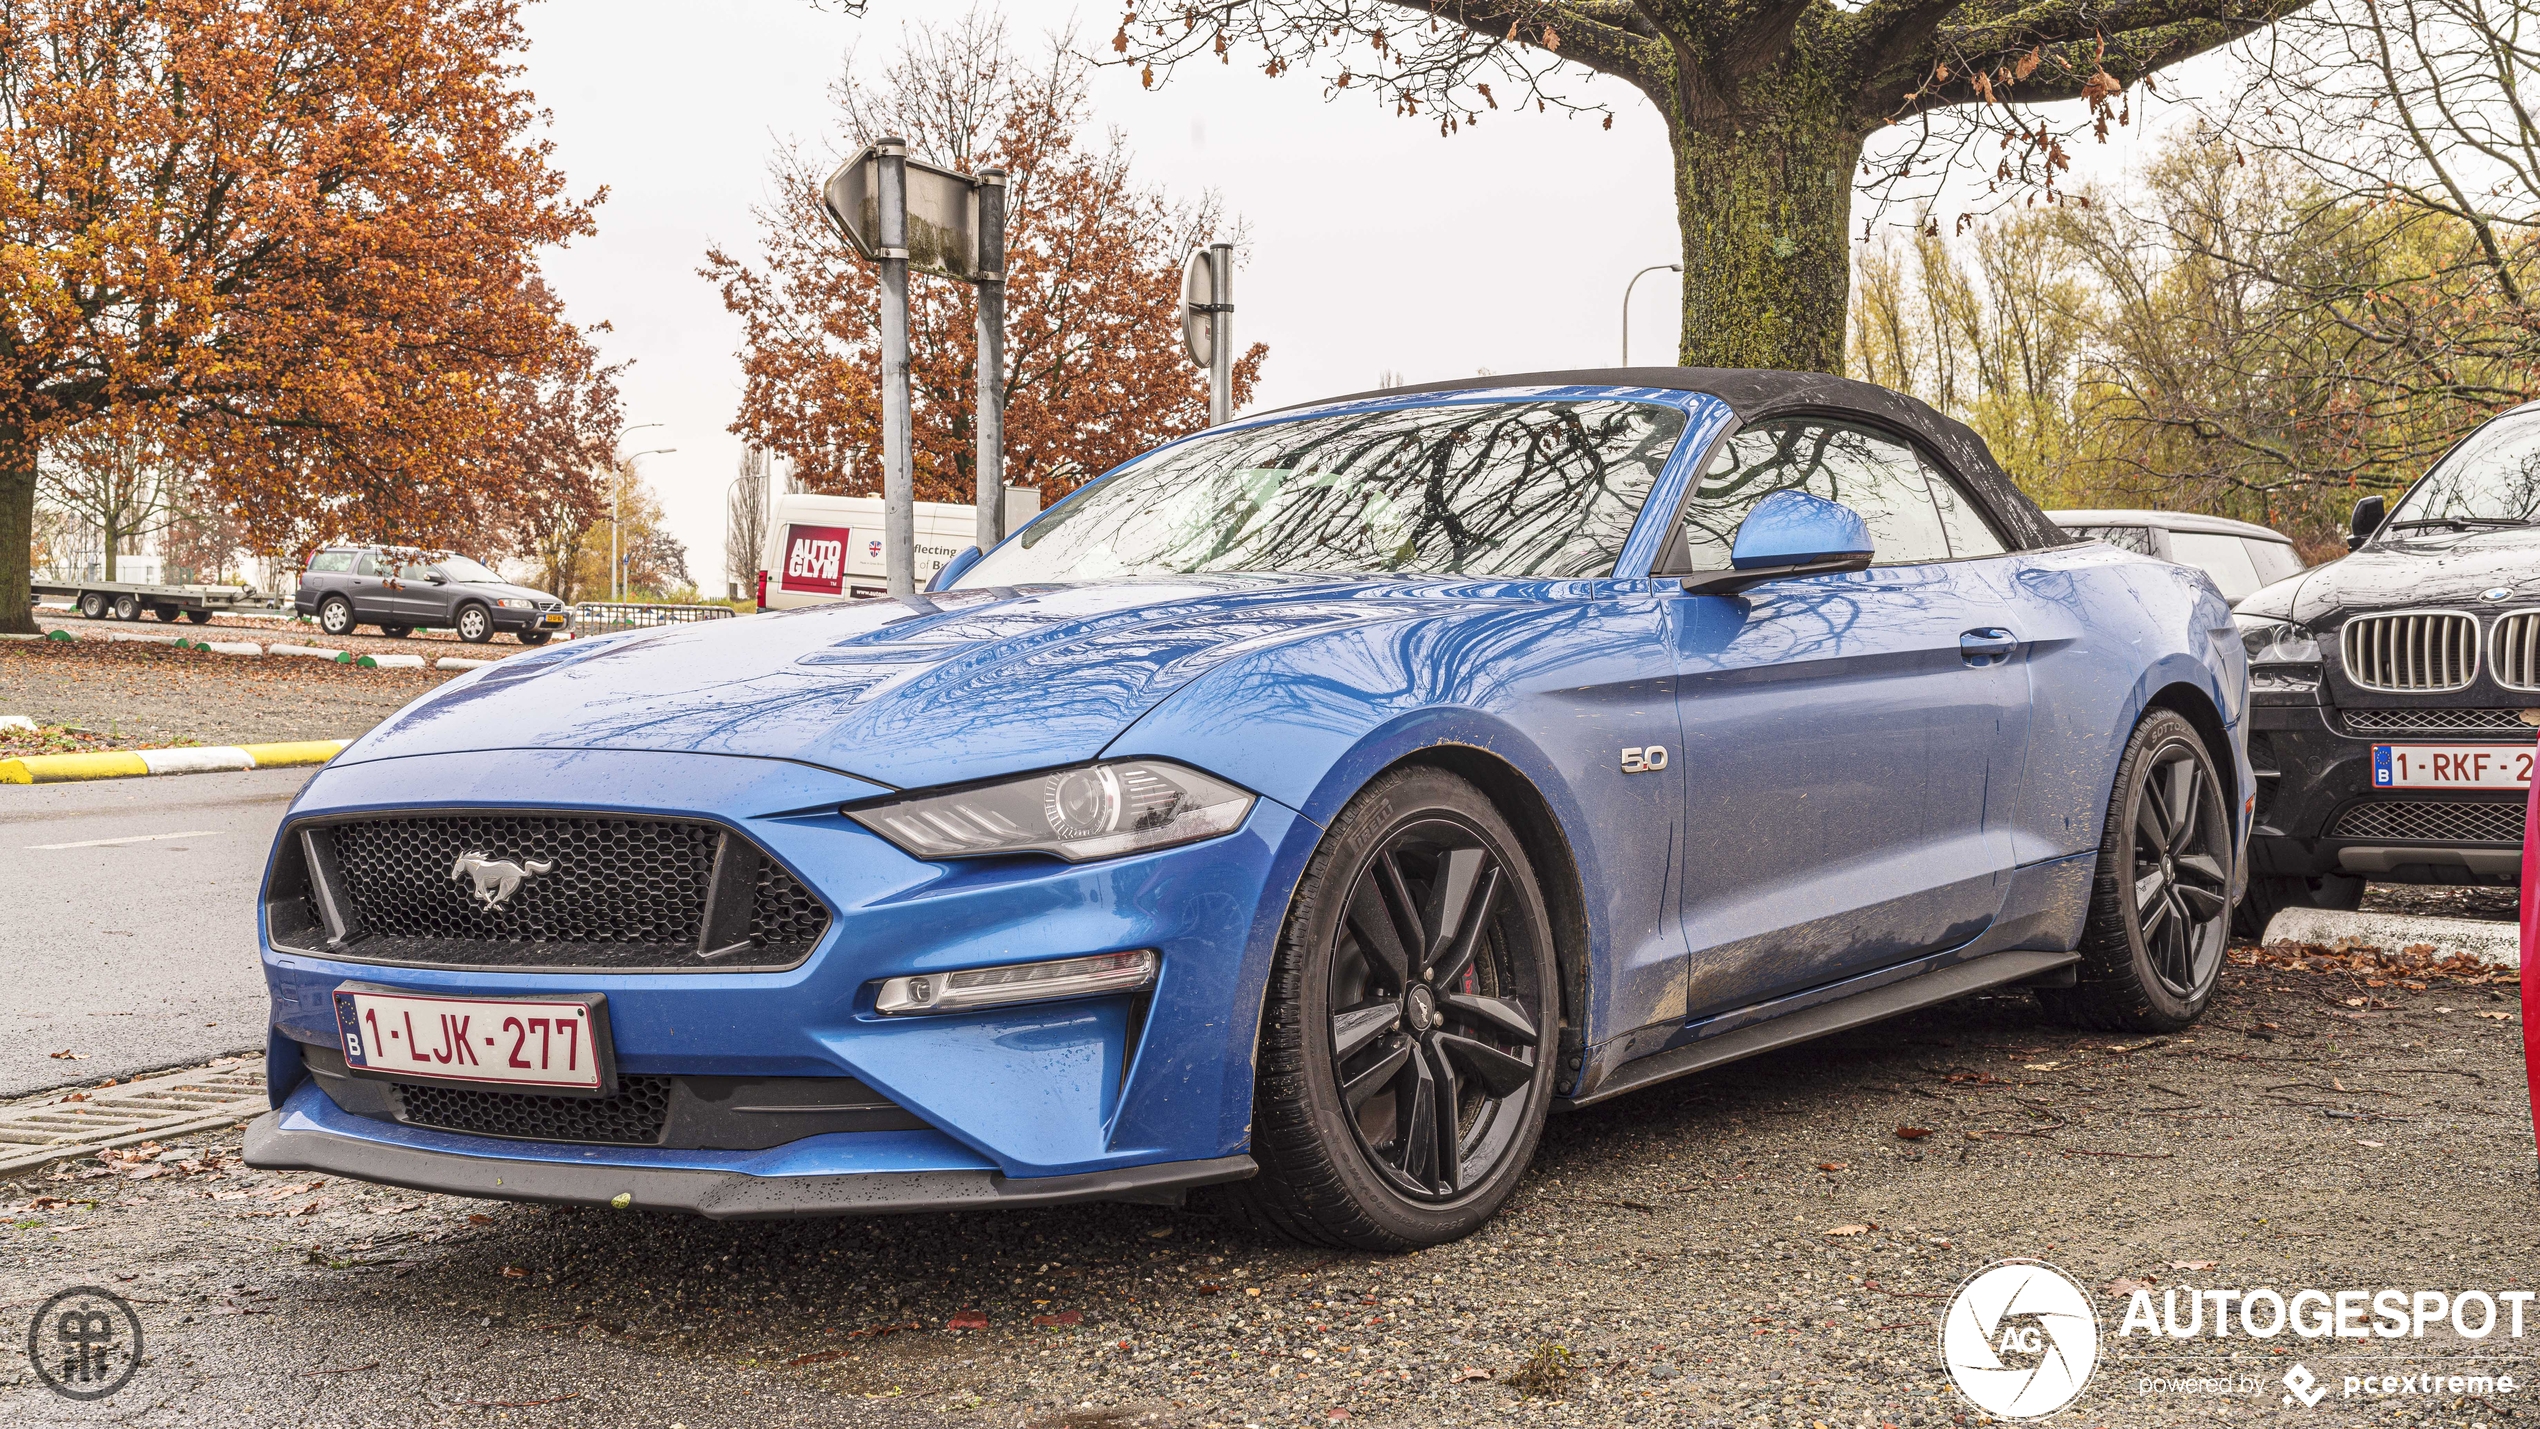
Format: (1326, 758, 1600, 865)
(706, 12, 1265, 505)
(0, 0, 611, 631)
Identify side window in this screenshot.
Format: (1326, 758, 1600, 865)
(307, 551, 355, 574)
(1921, 460, 2009, 558)
(2166, 530, 2265, 603)
(1677, 419, 1952, 569)
(398, 561, 435, 582)
(353, 551, 381, 577)
(2070, 525, 2156, 555)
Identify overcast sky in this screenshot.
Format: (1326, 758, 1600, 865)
(519, 0, 2217, 592)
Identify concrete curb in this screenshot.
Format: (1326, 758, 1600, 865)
(2262, 907, 2520, 967)
(268, 643, 353, 663)
(357, 652, 426, 669)
(435, 656, 494, 671)
(0, 738, 350, 785)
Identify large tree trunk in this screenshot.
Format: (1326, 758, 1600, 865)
(0, 420, 36, 635)
(1672, 107, 1865, 374)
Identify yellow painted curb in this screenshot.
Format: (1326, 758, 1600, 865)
(0, 738, 349, 784)
(0, 750, 152, 784)
(242, 740, 351, 768)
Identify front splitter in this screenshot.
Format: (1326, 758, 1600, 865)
(243, 1113, 1255, 1220)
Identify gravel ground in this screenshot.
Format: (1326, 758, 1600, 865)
(0, 639, 458, 746)
(3, 960, 2529, 1427)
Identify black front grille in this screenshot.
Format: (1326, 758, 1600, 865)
(2343, 707, 2534, 735)
(2331, 799, 2525, 844)
(336, 816, 717, 945)
(273, 812, 830, 972)
(396, 1076, 675, 1145)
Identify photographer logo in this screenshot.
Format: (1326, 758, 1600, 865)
(1940, 1260, 2100, 1419)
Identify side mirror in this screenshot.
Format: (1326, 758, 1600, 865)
(427, 572, 449, 585)
(2348, 495, 2385, 550)
(1684, 490, 1875, 594)
(926, 545, 983, 592)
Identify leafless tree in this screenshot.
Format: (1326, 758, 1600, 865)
(37, 422, 179, 582)
(725, 445, 772, 593)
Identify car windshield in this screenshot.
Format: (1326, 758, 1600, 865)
(958, 399, 1688, 584)
(434, 556, 505, 583)
(2389, 412, 2540, 527)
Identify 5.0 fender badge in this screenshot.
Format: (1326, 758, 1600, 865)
(1620, 745, 1670, 774)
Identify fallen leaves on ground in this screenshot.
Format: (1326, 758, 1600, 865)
(1033, 1309, 1083, 1328)
(1824, 1224, 1874, 1237)
(2171, 1259, 2219, 1271)
(2236, 940, 2517, 987)
(2107, 1275, 2159, 1295)
(1894, 1126, 1932, 1140)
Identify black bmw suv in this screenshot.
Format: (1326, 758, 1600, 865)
(2235, 407, 2540, 935)
(295, 546, 568, 644)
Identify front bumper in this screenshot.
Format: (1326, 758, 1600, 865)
(488, 605, 567, 631)
(2250, 694, 2526, 886)
(258, 747, 1319, 1201)
(244, 1088, 1253, 1218)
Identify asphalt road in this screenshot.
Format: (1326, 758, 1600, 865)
(0, 769, 307, 1096)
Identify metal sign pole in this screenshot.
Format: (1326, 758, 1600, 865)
(875, 138, 916, 596)
(974, 169, 1008, 552)
(1208, 242, 1234, 428)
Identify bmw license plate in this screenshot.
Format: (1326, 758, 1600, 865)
(2370, 743, 2534, 790)
(332, 985, 613, 1095)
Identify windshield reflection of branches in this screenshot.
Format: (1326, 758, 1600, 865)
(998, 401, 1683, 580)
(2395, 416, 2540, 524)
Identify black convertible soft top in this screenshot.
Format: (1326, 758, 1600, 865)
(1285, 366, 2068, 552)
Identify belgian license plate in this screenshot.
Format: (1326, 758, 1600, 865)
(332, 985, 611, 1094)
(2371, 744, 2534, 790)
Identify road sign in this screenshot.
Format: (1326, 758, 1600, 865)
(823, 146, 984, 281)
(1182, 244, 1234, 426)
(1181, 248, 1219, 368)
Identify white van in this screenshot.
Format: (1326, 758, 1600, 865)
(757, 488, 1042, 609)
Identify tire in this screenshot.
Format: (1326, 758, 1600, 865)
(2229, 870, 2364, 942)
(1219, 766, 1560, 1250)
(455, 604, 492, 644)
(378, 624, 412, 639)
(183, 610, 214, 625)
(111, 593, 140, 621)
(2039, 709, 2233, 1032)
(317, 596, 355, 637)
(516, 630, 551, 646)
(150, 605, 184, 622)
(77, 591, 107, 619)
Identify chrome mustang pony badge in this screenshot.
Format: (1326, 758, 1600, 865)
(451, 851, 553, 910)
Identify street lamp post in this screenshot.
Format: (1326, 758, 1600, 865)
(619, 446, 676, 602)
(1622, 263, 1681, 366)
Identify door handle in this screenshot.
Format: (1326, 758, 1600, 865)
(1959, 628, 2018, 666)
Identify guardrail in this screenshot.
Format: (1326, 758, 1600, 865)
(570, 601, 741, 633)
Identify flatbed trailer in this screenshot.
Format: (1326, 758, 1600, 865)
(32, 579, 271, 624)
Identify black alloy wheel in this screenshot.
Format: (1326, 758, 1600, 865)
(2041, 708, 2232, 1031)
(455, 604, 493, 644)
(318, 596, 354, 637)
(517, 629, 552, 646)
(1225, 766, 1558, 1249)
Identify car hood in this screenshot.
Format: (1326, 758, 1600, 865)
(336, 576, 1478, 790)
(2245, 525, 2540, 625)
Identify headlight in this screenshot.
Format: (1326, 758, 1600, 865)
(847, 759, 1255, 862)
(2234, 614, 2320, 666)
(495, 597, 534, 609)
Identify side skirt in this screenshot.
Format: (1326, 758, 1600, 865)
(1553, 947, 2078, 1111)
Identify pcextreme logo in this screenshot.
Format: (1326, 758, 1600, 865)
(1940, 1261, 2101, 1419)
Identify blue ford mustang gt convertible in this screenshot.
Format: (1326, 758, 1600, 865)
(247, 369, 2251, 1249)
